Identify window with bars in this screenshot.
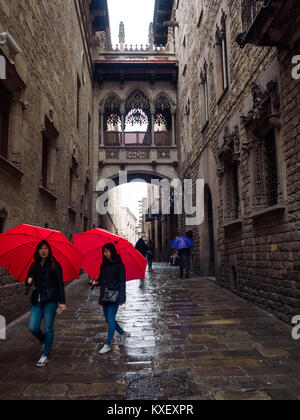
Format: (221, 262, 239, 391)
(265, 130, 278, 206)
(88, 113, 91, 166)
(41, 134, 49, 189)
(200, 63, 209, 127)
(232, 163, 240, 219)
(77, 75, 81, 130)
(241, 0, 261, 32)
(0, 83, 10, 159)
(215, 15, 229, 101)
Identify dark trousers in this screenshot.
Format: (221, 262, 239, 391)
(180, 267, 190, 278)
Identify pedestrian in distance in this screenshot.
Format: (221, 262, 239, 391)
(135, 237, 147, 257)
(146, 248, 153, 271)
(178, 247, 191, 279)
(92, 243, 128, 355)
(26, 240, 66, 367)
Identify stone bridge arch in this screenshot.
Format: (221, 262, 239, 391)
(98, 166, 179, 187)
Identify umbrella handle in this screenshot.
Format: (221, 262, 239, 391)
(25, 284, 32, 296)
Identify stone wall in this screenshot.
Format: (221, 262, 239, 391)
(175, 0, 300, 322)
(0, 0, 94, 323)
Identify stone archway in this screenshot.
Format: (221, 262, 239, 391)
(197, 147, 219, 278)
(205, 185, 216, 276)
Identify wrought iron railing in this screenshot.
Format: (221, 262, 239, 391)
(104, 132, 121, 146)
(242, 0, 263, 32)
(125, 132, 151, 146)
(154, 131, 172, 147)
(104, 131, 173, 147)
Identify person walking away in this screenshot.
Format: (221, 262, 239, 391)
(178, 248, 191, 279)
(93, 243, 128, 355)
(26, 240, 66, 367)
(146, 248, 153, 270)
(135, 237, 147, 257)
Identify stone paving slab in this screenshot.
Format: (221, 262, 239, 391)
(0, 264, 300, 400)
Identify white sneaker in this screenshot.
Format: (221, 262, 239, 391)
(36, 355, 48, 367)
(99, 345, 111, 355)
(119, 332, 128, 346)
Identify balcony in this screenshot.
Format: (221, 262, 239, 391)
(103, 131, 173, 147)
(100, 131, 178, 169)
(236, 0, 300, 48)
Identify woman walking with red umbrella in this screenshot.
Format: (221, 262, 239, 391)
(0, 224, 83, 367)
(26, 240, 66, 367)
(93, 243, 128, 355)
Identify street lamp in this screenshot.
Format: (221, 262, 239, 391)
(0, 32, 22, 61)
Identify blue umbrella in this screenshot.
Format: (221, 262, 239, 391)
(170, 237, 194, 249)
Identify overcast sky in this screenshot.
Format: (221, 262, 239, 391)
(108, 0, 155, 47)
(107, 0, 154, 220)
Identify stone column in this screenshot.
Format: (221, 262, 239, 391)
(121, 105, 125, 147)
(151, 107, 155, 147)
(99, 107, 104, 147)
(171, 109, 176, 146)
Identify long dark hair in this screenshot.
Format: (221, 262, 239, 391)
(34, 240, 54, 262)
(102, 243, 120, 263)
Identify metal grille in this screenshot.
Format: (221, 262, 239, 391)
(232, 164, 240, 219)
(126, 371, 198, 400)
(242, 0, 262, 32)
(266, 130, 278, 206)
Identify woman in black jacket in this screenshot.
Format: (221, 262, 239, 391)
(93, 243, 127, 355)
(26, 240, 66, 367)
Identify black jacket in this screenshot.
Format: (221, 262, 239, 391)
(178, 248, 191, 269)
(97, 256, 126, 305)
(26, 258, 66, 305)
(135, 238, 147, 257)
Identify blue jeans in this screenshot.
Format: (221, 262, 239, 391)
(103, 304, 124, 346)
(29, 302, 58, 357)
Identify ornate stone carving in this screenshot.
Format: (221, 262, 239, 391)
(127, 150, 150, 160)
(125, 90, 151, 111)
(218, 125, 240, 164)
(217, 167, 225, 178)
(242, 140, 253, 154)
(158, 150, 170, 160)
(106, 150, 119, 160)
(241, 81, 281, 131)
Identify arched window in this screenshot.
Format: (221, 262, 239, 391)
(154, 95, 172, 146)
(103, 94, 122, 146)
(125, 90, 151, 146)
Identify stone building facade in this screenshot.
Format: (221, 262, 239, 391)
(0, 0, 299, 325)
(0, 0, 108, 323)
(161, 0, 300, 322)
(141, 183, 179, 262)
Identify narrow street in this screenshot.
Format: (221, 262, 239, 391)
(0, 264, 300, 400)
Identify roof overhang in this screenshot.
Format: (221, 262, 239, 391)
(153, 0, 174, 46)
(236, 0, 300, 48)
(90, 0, 110, 32)
(94, 59, 178, 85)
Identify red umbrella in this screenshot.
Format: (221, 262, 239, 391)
(73, 228, 147, 282)
(0, 224, 83, 283)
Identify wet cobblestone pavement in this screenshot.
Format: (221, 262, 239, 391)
(1, 263, 300, 400)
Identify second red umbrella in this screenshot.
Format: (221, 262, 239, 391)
(73, 229, 147, 282)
